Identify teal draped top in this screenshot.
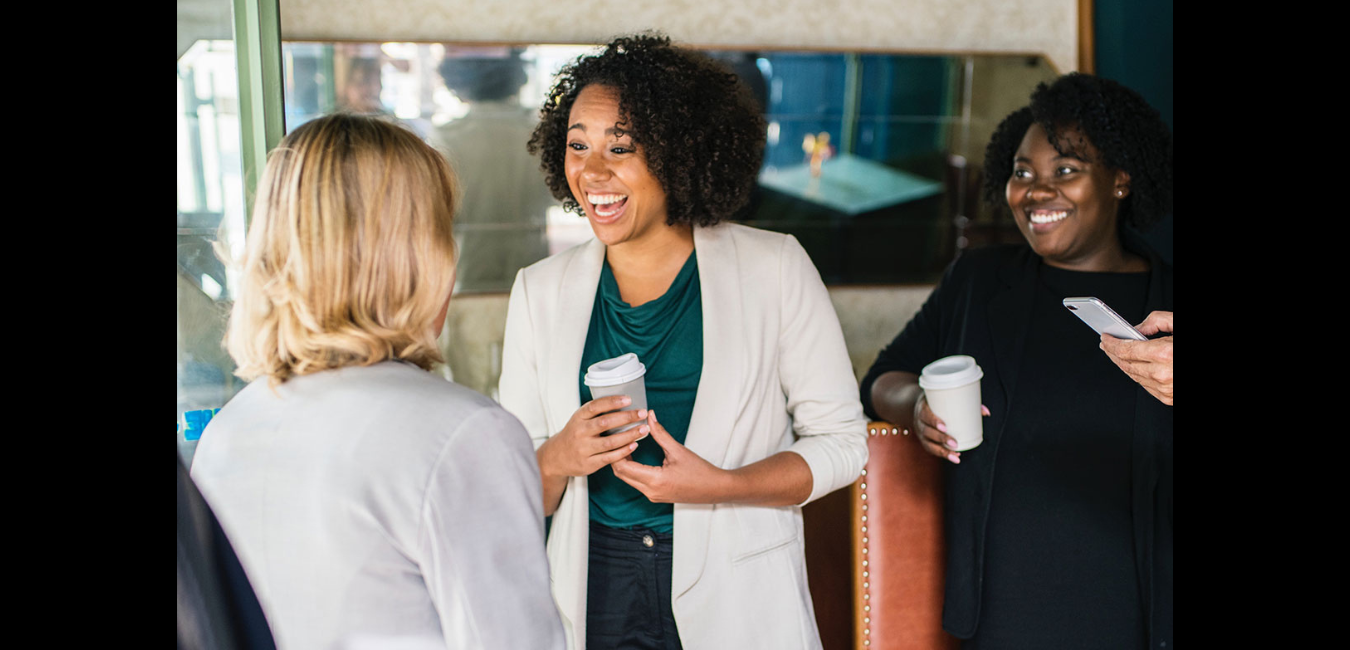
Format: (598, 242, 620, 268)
(579, 250, 703, 533)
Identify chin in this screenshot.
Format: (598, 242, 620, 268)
(1027, 241, 1062, 261)
(589, 221, 631, 247)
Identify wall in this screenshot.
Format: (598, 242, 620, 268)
(279, 0, 1080, 73)
(1095, 0, 1173, 265)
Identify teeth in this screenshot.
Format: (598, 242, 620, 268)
(587, 194, 627, 205)
(1030, 210, 1069, 224)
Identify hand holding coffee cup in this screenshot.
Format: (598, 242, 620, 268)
(915, 355, 991, 464)
(539, 394, 650, 480)
(584, 353, 650, 438)
(536, 352, 653, 481)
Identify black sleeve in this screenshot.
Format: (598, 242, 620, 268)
(859, 258, 960, 420)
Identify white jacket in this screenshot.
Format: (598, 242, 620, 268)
(192, 362, 564, 650)
(500, 222, 867, 650)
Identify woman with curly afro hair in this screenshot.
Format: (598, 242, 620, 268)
(862, 73, 1174, 648)
(500, 34, 868, 650)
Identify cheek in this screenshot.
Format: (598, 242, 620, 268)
(564, 159, 583, 187)
(1005, 183, 1020, 211)
(638, 168, 665, 201)
(1073, 181, 1108, 211)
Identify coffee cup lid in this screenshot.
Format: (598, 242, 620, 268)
(584, 352, 647, 387)
(918, 355, 983, 390)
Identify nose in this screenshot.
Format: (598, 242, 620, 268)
(582, 151, 611, 181)
(1025, 178, 1057, 202)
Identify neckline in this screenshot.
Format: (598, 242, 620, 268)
(600, 249, 698, 311)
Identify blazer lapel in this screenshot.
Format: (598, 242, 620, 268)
(545, 238, 606, 430)
(684, 223, 742, 470)
(984, 249, 1038, 412)
(1129, 249, 1171, 641)
(672, 224, 744, 600)
(542, 238, 604, 635)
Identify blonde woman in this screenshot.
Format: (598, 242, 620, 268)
(190, 114, 563, 650)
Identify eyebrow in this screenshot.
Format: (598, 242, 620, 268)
(567, 123, 628, 137)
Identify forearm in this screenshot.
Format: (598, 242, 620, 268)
(869, 370, 922, 431)
(722, 451, 814, 507)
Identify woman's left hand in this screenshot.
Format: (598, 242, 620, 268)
(611, 410, 732, 504)
(1100, 311, 1173, 405)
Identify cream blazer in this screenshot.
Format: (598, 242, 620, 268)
(500, 222, 868, 650)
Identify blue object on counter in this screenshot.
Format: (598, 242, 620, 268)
(181, 408, 221, 441)
(757, 153, 943, 216)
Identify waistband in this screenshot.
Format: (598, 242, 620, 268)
(590, 520, 674, 553)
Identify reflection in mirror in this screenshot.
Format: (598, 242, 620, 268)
(281, 42, 1057, 289)
(177, 39, 248, 439)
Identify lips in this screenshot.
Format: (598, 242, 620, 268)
(1026, 208, 1072, 233)
(586, 192, 629, 223)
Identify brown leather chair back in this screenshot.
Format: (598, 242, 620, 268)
(851, 422, 958, 650)
(803, 422, 960, 650)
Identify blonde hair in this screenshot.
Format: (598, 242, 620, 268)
(227, 114, 458, 383)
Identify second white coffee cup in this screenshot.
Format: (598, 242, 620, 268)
(918, 355, 985, 452)
(583, 352, 649, 438)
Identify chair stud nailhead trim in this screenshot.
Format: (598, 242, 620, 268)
(859, 443, 876, 646)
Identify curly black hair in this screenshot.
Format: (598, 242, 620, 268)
(982, 73, 1173, 231)
(527, 34, 767, 227)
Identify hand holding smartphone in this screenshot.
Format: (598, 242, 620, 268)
(1062, 297, 1148, 341)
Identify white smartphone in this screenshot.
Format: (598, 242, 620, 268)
(1062, 297, 1147, 341)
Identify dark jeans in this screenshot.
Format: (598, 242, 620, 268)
(586, 521, 683, 650)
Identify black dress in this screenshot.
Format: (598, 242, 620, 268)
(860, 245, 1173, 649)
(969, 265, 1147, 648)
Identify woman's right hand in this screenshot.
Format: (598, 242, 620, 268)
(913, 393, 990, 465)
(537, 396, 650, 480)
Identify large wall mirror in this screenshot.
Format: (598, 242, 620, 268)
(177, 39, 1061, 417)
(277, 41, 1059, 290)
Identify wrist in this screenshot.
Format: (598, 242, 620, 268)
(717, 466, 742, 502)
(536, 438, 567, 480)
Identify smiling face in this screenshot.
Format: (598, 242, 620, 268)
(1006, 123, 1132, 271)
(564, 85, 671, 248)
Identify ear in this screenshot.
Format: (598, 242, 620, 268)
(1113, 170, 1132, 199)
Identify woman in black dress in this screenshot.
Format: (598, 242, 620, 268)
(861, 73, 1173, 648)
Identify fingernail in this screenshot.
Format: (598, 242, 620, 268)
(981, 405, 991, 416)
(629, 443, 638, 451)
(638, 409, 648, 419)
(640, 425, 650, 434)
(948, 453, 961, 464)
(946, 439, 958, 449)
(620, 396, 632, 405)
(650, 410, 658, 422)
(936, 422, 947, 433)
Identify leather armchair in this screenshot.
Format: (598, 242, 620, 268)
(804, 422, 958, 650)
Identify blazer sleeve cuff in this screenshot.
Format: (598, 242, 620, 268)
(787, 425, 868, 506)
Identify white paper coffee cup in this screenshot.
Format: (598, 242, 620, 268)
(918, 355, 984, 451)
(583, 352, 648, 437)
